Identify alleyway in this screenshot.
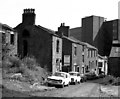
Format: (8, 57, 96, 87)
(31, 81, 117, 97)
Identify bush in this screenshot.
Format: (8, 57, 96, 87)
(2, 56, 49, 84)
(22, 57, 38, 71)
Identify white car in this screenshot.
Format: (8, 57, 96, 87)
(69, 71, 81, 84)
(46, 72, 71, 88)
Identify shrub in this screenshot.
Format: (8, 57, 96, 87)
(2, 55, 50, 84)
(22, 57, 38, 71)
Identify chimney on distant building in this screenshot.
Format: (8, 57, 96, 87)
(22, 8, 36, 25)
(57, 23, 70, 37)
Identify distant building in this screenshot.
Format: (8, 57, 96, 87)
(84, 43, 98, 74)
(57, 23, 98, 74)
(103, 19, 120, 77)
(0, 23, 17, 60)
(82, 15, 105, 56)
(70, 27, 82, 41)
(14, 9, 62, 74)
(98, 55, 108, 75)
(57, 24, 86, 73)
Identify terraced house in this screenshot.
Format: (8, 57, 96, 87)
(0, 23, 17, 60)
(56, 23, 98, 74)
(14, 9, 62, 74)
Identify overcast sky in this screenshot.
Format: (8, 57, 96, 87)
(0, 0, 119, 30)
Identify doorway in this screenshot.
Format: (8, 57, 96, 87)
(23, 40, 28, 57)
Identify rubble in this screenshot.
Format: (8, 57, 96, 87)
(100, 85, 119, 97)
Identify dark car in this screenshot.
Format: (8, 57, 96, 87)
(80, 73, 87, 82)
(98, 72, 105, 78)
(84, 72, 97, 80)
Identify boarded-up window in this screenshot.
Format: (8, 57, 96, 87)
(10, 34, 14, 44)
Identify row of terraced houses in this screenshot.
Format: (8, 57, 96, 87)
(1, 8, 120, 77)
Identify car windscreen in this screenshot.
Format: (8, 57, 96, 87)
(69, 73, 77, 76)
(54, 72, 65, 77)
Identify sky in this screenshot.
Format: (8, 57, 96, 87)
(0, 0, 119, 31)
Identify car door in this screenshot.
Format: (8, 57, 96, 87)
(77, 73, 81, 81)
(66, 74, 70, 84)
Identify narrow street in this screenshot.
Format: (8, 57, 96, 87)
(32, 82, 106, 97)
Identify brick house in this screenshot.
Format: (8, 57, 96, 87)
(0, 23, 17, 60)
(84, 43, 98, 74)
(14, 9, 62, 74)
(57, 23, 87, 74)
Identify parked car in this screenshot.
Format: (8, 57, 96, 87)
(69, 71, 81, 84)
(84, 72, 97, 80)
(46, 72, 71, 88)
(98, 72, 105, 78)
(80, 73, 87, 82)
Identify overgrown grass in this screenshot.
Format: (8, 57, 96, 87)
(101, 75, 120, 86)
(2, 56, 49, 84)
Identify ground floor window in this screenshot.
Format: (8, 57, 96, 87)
(82, 67, 84, 74)
(77, 66, 79, 72)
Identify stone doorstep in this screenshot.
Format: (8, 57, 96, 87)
(100, 85, 119, 96)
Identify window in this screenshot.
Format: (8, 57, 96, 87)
(82, 55, 84, 63)
(22, 29, 30, 38)
(91, 50, 93, 57)
(56, 40, 60, 53)
(89, 50, 91, 58)
(94, 51, 95, 57)
(2, 33, 6, 44)
(82, 45, 84, 52)
(77, 66, 79, 72)
(10, 34, 14, 44)
(112, 21, 118, 40)
(113, 29, 118, 40)
(96, 60, 98, 66)
(82, 67, 84, 74)
(88, 50, 89, 58)
(74, 47, 77, 56)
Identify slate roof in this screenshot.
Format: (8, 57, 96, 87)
(84, 42, 97, 50)
(37, 25, 55, 35)
(0, 23, 14, 31)
(63, 36, 86, 46)
(70, 27, 82, 41)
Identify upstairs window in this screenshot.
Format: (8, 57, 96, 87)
(2, 33, 6, 44)
(22, 29, 30, 38)
(74, 46, 77, 56)
(82, 45, 84, 52)
(82, 55, 84, 63)
(10, 34, 14, 45)
(56, 40, 60, 53)
(91, 50, 93, 57)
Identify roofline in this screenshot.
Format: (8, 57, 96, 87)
(63, 36, 86, 46)
(82, 15, 105, 19)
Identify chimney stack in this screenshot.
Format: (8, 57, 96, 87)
(22, 8, 36, 25)
(57, 23, 70, 37)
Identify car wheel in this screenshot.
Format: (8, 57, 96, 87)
(47, 83, 51, 87)
(75, 80, 77, 85)
(81, 79, 83, 83)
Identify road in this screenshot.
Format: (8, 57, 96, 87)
(2, 77, 118, 98)
(32, 82, 106, 97)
